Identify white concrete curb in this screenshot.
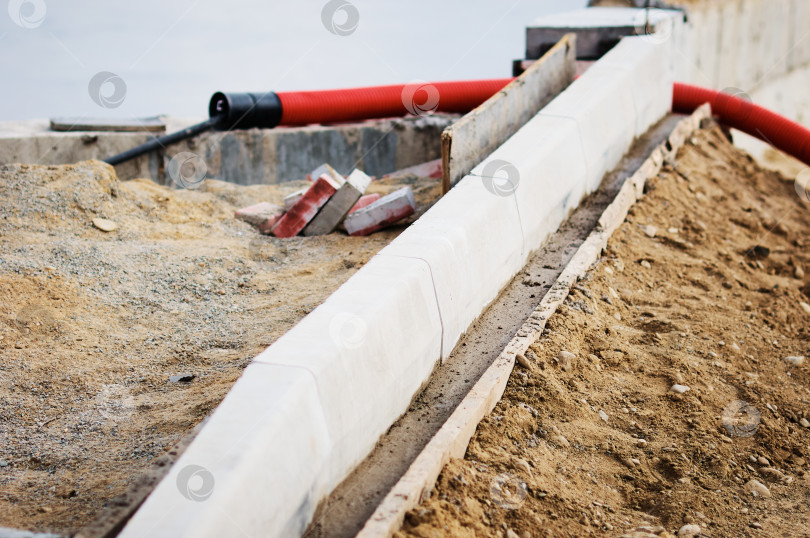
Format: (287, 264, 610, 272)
(119, 33, 675, 538)
(358, 104, 712, 538)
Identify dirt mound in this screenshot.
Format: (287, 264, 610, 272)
(0, 161, 439, 533)
(398, 126, 810, 537)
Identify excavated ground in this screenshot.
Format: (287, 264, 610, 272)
(397, 126, 810, 538)
(0, 160, 438, 534)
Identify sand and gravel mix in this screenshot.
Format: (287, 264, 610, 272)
(398, 126, 810, 538)
(0, 160, 439, 533)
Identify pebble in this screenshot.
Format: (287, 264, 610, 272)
(599, 410, 609, 422)
(637, 438, 648, 448)
(512, 457, 532, 476)
(668, 227, 679, 234)
(557, 350, 576, 372)
(800, 302, 810, 315)
(731, 343, 741, 352)
(0, 460, 7, 467)
(670, 384, 691, 394)
(169, 373, 195, 383)
(92, 217, 118, 232)
(744, 479, 771, 498)
(605, 266, 614, 275)
(551, 434, 570, 447)
(757, 456, 770, 466)
(516, 353, 532, 369)
(641, 225, 658, 238)
(784, 356, 805, 366)
(759, 467, 785, 482)
(506, 529, 519, 538)
(795, 266, 805, 279)
(800, 418, 810, 428)
(678, 524, 701, 537)
(640, 260, 652, 269)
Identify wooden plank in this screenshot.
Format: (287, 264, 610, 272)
(49, 116, 166, 133)
(441, 34, 577, 194)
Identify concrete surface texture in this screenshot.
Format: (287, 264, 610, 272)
(0, 114, 454, 186)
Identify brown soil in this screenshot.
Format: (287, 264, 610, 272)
(0, 160, 439, 534)
(397, 126, 810, 538)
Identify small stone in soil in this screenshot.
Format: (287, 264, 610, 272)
(599, 410, 609, 422)
(744, 479, 771, 498)
(641, 225, 658, 237)
(800, 418, 810, 428)
(92, 217, 118, 232)
(784, 356, 804, 366)
(670, 384, 690, 394)
(557, 350, 575, 371)
(640, 260, 652, 269)
(169, 374, 195, 383)
(677, 523, 701, 537)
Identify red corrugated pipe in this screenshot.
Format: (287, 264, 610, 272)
(277, 79, 514, 126)
(106, 80, 810, 168)
(672, 82, 810, 167)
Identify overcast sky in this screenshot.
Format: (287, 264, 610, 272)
(0, 0, 587, 121)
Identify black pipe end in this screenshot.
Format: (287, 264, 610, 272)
(209, 91, 282, 131)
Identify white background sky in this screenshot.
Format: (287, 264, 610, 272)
(0, 0, 587, 121)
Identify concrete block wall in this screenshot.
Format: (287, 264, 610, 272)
(673, 0, 810, 94)
(118, 30, 676, 538)
(668, 0, 810, 160)
(0, 114, 453, 185)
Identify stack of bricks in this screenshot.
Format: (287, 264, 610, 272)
(234, 162, 420, 238)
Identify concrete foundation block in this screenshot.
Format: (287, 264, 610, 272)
(303, 169, 371, 236)
(234, 202, 285, 234)
(343, 187, 416, 236)
(283, 188, 306, 211)
(378, 178, 525, 360)
(273, 174, 340, 238)
(253, 255, 442, 489)
(350, 193, 381, 213)
(118, 363, 331, 538)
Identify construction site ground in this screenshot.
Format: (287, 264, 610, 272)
(0, 160, 439, 534)
(397, 126, 810, 538)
